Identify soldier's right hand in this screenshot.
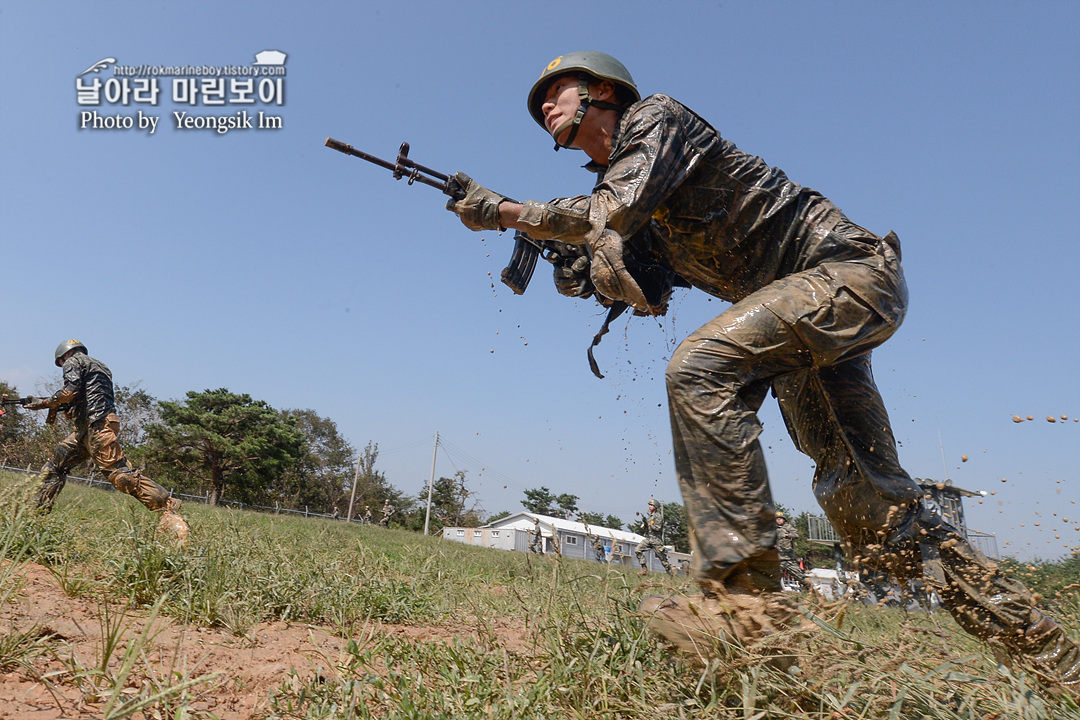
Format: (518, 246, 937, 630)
(22, 396, 48, 410)
(552, 249, 593, 297)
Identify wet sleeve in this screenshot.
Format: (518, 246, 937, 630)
(516, 98, 700, 243)
(50, 358, 83, 404)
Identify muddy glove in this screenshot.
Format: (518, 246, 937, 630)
(552, 247, 594, 298)
(22, 396, 51, 410)
(445, 172, 506, 232)
(588, 229, 650, 312)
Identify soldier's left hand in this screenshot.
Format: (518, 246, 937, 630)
(22, 396, 50, 410)
(445, 172, 506, 232)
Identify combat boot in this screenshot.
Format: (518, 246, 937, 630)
(639, 585, 810, 667)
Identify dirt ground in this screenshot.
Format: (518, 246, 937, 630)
(0, 562, 532, 719)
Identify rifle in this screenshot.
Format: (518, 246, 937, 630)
(0, 395, 65, 425)
(324, 138, 578, 295)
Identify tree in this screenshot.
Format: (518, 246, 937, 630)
(579, 511, 624, 531)
(346, 441, 410, 521)
(144, 388, 305, 505)
(661, 501, 690, 553)
(410, 470, 483, 533)
(276, 408, 357, 514)
(0, 379, 65, 471)
(521, 486, 579, 519)
(522, 486, 557, 515)
(114, 383, 161, 448)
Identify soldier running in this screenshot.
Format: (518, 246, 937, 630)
(19, 340, 188, 539)
(634, 499, 673, 575)
(444, 51, 1079, 685)
(775, 512, 805, 589)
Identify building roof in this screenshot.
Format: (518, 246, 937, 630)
(483, 512, 645, 544)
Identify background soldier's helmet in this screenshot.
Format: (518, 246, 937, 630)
(54, 339, 87, 367)
(775, 510, 785, 519)
(527, 51, 640, 130)
(648, 498, 659, 508)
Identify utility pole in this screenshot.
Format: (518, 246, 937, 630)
(423, 430, 439, 535)
(347, 449, 362, 522)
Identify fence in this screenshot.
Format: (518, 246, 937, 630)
(0, 463, 359, 523)
(807, 513, 998, 559)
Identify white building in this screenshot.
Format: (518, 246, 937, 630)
(442, 512, 690, 574)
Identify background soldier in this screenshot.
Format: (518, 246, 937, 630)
(378, 499, 394, 527)
(587, 530, 607, 563)
(634, 499, 673, 575)
(529, 517, 544, 554)
(363, 505, 372, 524)
(20, 340, 187, 540)
(775, 512, 805, 590)
(445, 51, 1079, 684)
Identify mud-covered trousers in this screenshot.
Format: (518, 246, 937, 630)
(36, 413, 171, 512)
(635, 535, 673, 573)
(665, 233, 1079, 683)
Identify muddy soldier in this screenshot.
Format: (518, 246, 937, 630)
(20, 341, 188, 535)
(379, 499, 394, 527)
(444, 52, 1079, 684)
(774, 512, 805, 588)
(634, 499, 673, 575)
(529, 517, 544, 554)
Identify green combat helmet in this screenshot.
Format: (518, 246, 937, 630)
(54, 339, 87, 367)
(527, 51, 640, 149)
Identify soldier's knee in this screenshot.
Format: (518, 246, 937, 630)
(108, 467, 139, 494)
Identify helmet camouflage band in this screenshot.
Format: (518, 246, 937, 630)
(54, 339, 87, 367)
(527, 51, 640, 131)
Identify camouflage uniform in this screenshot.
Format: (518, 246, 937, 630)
(379, 501, 394, 527)
(776, 521, 804, 586)
(588, 533, 607, 563)
(519, 93, 1079, 683)
(35, 352, 172, 512)
(529, 520, 544, 553)
(635, 507, 673, 574)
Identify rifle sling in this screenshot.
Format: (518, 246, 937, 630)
(587, 301, 629, 379)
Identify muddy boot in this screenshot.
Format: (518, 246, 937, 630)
(35, 463, 67, 512)
(1003, 612, 1080, 688)
(639, 586, 810, 668)
(157, 498, 189, 546)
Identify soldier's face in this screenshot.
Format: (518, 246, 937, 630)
(776, 517, 785, 526)
(541, 75, 581, 141)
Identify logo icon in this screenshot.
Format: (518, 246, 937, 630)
(252, 50, 286, 66)
(78, 58, 116, 77)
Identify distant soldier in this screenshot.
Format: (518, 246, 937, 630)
(363, 505, 372, 524)
(587, 530, 607, 563)
(379, 499, 394, 527)
(529, 517, 544, 554)
(775, 511, 805, 589)
(19, 340, 187, 541)
(635, 499, 673, 575)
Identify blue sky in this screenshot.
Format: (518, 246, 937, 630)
(2, 1, 1077, 560)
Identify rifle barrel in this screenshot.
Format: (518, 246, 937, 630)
(325, 138, 449, 192)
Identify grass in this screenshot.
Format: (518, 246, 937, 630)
(1, 469, 1078, 719)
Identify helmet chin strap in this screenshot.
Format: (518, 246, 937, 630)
(552, 74, 623, 151)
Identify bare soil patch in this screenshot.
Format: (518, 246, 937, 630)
(0, 562, 532, 719)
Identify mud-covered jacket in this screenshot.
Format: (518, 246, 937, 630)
(642, 509, 664, 538)
(51, 353, 116, 428)
(776, 523, 799, 559)
(517, 94, 882, 303)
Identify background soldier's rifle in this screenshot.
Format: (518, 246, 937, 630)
(324, 138, 579, 295)
(0, 395, 67, 425)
